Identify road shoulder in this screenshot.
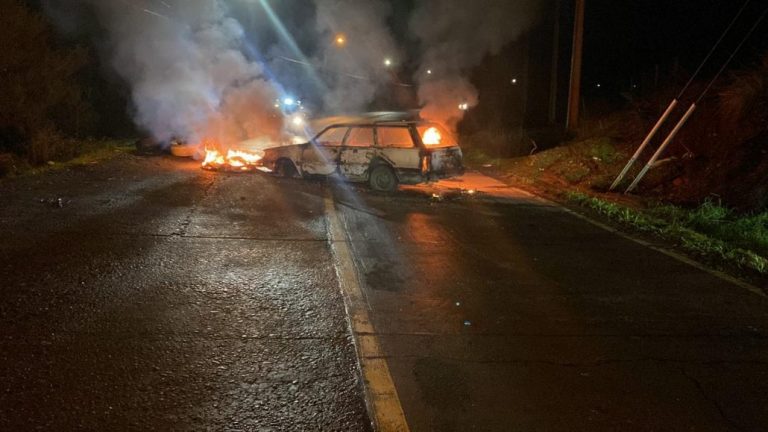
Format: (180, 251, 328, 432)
(325, 194, 410, 432)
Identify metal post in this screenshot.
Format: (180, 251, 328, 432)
(608, 99, 679, 191)
(625, 103, 697, 194)
(566, 0, 585, 130)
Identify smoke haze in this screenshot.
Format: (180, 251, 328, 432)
(410, 0, 544, 128)
(312, 0, 399, 112)
(44, 0, 284, 149)
(42, 0, 545, 144)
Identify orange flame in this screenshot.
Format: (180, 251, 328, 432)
(422, 127, 442, 146)
(202, 147, 263, 171)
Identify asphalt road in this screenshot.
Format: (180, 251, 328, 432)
(2, 154, 768, 431)
(336, 175, 768, 431)
(0, 155, 370, 430)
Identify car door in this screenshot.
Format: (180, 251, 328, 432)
(339, 126, 375, 181)
(301, 126, 347, 175)
(374, 126, 420, 170)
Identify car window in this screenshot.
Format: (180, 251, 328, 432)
(345, 127, 374, 147)
(376, 127, 414, 148)
(315, 127, 348, 147)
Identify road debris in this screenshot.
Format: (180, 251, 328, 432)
(39, 197, 69, 208)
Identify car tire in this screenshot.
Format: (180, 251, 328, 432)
(276, 159, 298, 178)
(369, 165, 398, 192)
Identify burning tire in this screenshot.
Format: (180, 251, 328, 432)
(369, 165, 398, 192)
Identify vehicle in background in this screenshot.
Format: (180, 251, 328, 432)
(261, 112, 464, 192)
(169, 141, 204, 160)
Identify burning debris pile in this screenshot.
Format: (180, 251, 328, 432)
(201, 146, 264, 172)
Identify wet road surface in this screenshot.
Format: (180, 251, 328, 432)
(335, 175, 768, 431)
(0, 155, 370, 430)
(2, 154, 768, 431)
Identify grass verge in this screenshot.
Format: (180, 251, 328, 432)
(566, 192, 768, 275)
(2, 139, 134, 178)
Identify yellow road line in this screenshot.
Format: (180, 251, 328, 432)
(325, 196, 410, 432)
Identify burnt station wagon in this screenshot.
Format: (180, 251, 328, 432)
(261, 114, 465, 191)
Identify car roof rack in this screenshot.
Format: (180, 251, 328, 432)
(310, 111, 422, 128)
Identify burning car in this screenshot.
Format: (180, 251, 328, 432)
(261, 113, 464, 192)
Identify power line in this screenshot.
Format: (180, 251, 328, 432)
(696, 4, 768, 104)
(677, 0, 751, 99)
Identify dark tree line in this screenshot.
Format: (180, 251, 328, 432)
(0, 0, 134, 165)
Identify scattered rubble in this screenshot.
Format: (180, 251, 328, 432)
(39, 197, 70, 208)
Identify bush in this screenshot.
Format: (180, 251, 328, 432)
(0, 153, 14, 177)
(461, 128, 532, 158)
(27, 126, 79, 165)
(0, 0, 92, 164)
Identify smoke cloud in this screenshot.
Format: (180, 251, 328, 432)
(44, 0, 284, 149)
(410, 0, 544, 128)
(42, 0, 546, 145)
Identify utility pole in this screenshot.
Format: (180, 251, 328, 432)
(548, 0, 561, 124)
(566, 0, 585, 130)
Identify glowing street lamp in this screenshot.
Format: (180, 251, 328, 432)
(383, 58, 393, 67)
(283, 97, 295, 107)
(334, 33, 347, 47)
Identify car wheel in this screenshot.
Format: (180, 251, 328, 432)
(369, 165, 398, 192)
(276, 159, 298, 178)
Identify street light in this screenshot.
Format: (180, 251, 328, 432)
(384, 58, 393, 67)
(334, 33, 347, 47)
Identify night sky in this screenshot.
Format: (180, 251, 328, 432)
(583, 0, 768, 92)
(27, 0, 768, 124)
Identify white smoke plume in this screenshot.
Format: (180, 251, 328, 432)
(410, 0, 544, 128)
(45, 0, 284, 149)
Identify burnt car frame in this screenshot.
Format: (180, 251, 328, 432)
(261, 116, 464, 192)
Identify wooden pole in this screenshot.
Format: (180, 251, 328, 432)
(548, 0, 562, 124)
(566, 0, 585, 130)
